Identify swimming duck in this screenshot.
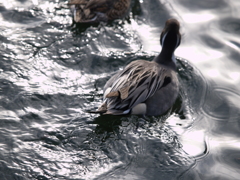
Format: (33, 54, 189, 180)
(91, 19, 181, 116)
(68, 0, 131, 23)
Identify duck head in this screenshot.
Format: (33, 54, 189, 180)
(160, 19, 181, 50)
(155, 19, 181, 68)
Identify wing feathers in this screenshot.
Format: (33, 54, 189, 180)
(119, 86, 130, 99)
(104, 60, 170, 112)
(106, 91, 119, 98)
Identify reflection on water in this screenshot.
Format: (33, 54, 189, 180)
(0, 0, 240, 179)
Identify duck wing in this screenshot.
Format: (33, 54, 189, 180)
(104, 60, 170, 112)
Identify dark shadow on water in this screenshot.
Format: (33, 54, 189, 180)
(86, 114, 123, 138)
(70, 22, 100, 35)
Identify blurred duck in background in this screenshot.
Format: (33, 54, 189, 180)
(68, 0, 131, 23)
(89, 19, 181, 116)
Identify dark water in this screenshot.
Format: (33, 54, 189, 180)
(0, 0, 240, 179)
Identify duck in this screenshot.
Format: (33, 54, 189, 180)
(90, 19, 181, 116)
(68, 0, 131, 23)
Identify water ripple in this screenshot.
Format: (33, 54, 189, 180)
(202, 87, 240, 121)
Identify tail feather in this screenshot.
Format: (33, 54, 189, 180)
(86, 102, 107, 114)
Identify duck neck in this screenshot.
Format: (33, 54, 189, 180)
(154, 47, 176, 70)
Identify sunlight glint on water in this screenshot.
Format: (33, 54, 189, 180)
(0, 0, 240, 179)
(182, 13, 215, 24)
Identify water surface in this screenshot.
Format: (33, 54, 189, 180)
(0, 0, 240, 179)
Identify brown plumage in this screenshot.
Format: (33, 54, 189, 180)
(68, 0, 131, 23)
